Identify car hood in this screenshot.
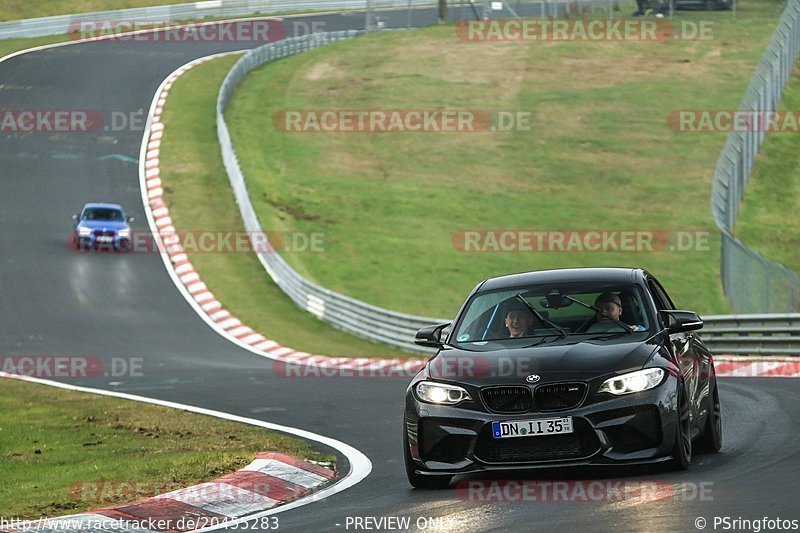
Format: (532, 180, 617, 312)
(426, 337, 660, 386)
(77, 220, 128, 230)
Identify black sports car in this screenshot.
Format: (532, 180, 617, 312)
(404, 268, 722, 488)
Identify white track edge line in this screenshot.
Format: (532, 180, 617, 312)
(0, 372, 372, 531)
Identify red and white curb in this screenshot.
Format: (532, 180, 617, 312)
(3, 452, 334, 533)
(715, 355, 800, 377)
(139, 55, 428, 377)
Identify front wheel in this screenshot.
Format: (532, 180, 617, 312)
(671, 387, 692, 470)
(403, 423, 452, 489)
(696, 371, 722, 453)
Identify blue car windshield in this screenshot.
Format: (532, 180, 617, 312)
(82, 208, 123, 221)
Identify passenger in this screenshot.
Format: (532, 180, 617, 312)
(505, 302, 536, 338)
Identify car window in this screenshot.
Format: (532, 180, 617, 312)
(647, 278, 675, 310)
(451, 282, 652, 344)
(82, 208, 124, 221)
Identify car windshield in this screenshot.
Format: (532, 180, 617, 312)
(451, 281, 652, 345)
(82, 208, 123, 221)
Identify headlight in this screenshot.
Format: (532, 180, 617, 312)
(118, 229, 130, 238)
(78, 227, 91, 236)
(598, 368, 664, 396)
(415, 381, 471, 405)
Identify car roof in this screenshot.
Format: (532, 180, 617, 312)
(82, 202, 124, 211)
(477, 267, 647, 292)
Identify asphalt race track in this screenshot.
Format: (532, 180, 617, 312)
(1, 9, 800, 533)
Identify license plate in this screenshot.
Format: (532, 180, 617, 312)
(97, 236, 113, 243)
(492, 416, 573, 439)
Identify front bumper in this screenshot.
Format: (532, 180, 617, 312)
(405, 377, 679, 476)
(76, 233, 130, 250)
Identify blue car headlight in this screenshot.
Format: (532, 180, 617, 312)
(78, 227, 91, 236)
(598, 368, 665, 396)
(118, 228, 130, 238)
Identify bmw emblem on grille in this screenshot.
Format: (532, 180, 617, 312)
(526, 374, 541, 383)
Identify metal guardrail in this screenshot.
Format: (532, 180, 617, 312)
(711, 0, 800, 313)
(0, 0, 437, 40)
(702, 314, 800, 355)
(0, 0, 622, 41)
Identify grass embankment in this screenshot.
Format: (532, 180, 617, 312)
(735, 69, 800, 274)
(0, 35, 71, 59)
(224, 0, 784, 317)
(159, 55, 408, 357)
(0, 378, 331, 520)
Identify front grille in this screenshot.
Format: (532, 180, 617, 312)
(481, 386, 531, 414)
(92, 229, 115, 237)
(534, 382, 587, 411)
(474, 418, 600, 463)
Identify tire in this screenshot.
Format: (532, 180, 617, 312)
(403, 423, 452, 489)
(671, 386, 692, 470)
(696, 370, 722, 453)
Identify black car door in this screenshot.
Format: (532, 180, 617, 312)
(647, 276, 705, 431)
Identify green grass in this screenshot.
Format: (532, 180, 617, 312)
(0, 378, 332, 520)
(224, 0, 785, 318)
(734, 67, 800, 273)
(0, 35, 71, 59)
(159, 55, 414, 357)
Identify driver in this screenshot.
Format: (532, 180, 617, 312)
(594, 292, 623, 322)
(587, 292, 646, 332)
(505, 302, 536, 338)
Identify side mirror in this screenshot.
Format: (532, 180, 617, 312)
(72, 214, 78, 221)
(660, 310, 703, 334)
(127, 217, 135, 223)
(414, 323, 450, 348)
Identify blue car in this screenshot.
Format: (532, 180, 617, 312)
(72, 203, 134, 251)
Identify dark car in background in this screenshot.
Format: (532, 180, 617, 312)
(674, 0, 732, 9)
(404, 268, 722, 488)
(72, 203, 133, 251)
